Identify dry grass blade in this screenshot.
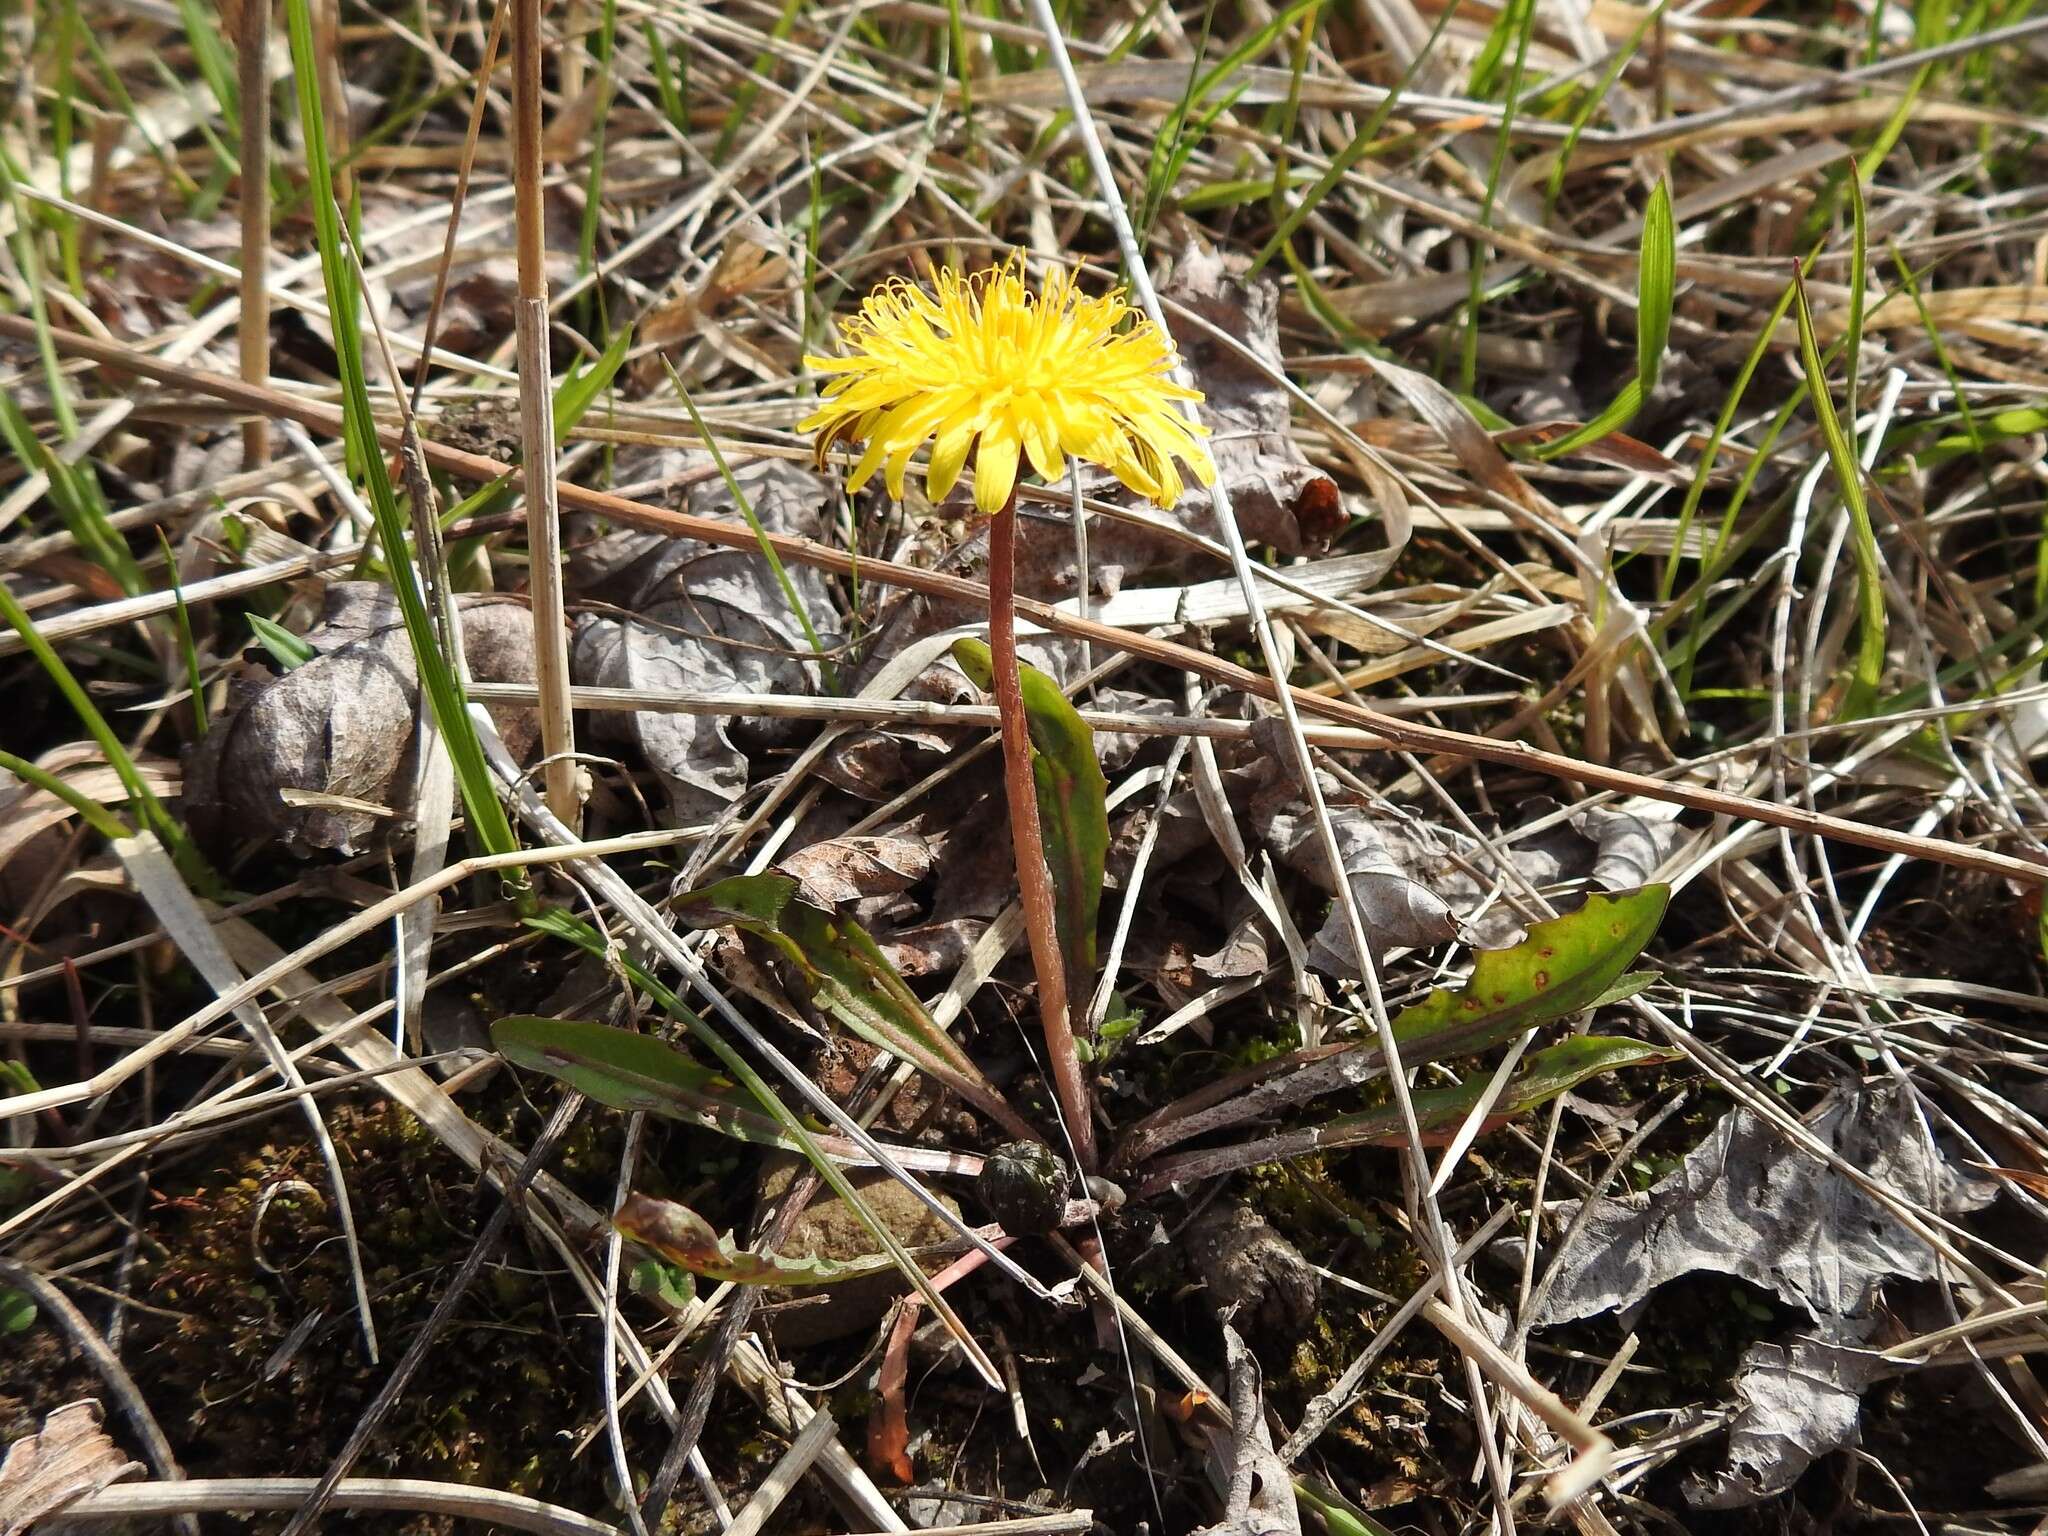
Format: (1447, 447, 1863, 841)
(9, 0, 2048, 1529)
(511, 0, 579, 829)
(9, 312, 2035, 889)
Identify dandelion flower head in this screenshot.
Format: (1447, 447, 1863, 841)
(801, 258, 1216, 516)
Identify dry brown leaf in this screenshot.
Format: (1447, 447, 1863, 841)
(0, 1400, 142, 1536)
(779, 833, 935, 908)
(184, 584, 539, 857)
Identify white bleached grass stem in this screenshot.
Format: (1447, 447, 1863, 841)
(1019, 0, 1532, 1509)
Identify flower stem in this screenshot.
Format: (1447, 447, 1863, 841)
(987, 496, 1097, 1173)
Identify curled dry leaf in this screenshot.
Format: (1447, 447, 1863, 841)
(1529, 1086, 1995, 1507)
(779, 833, 934, 909)
(571, 458, 840, 825)
(1686, 1337, 1903, 1509)
(1188, 1200, 1320, 1339)
(1529, 1086, 1996, 1331)
(1254, 792, 1462, 975)
(183, 583, 539, 858)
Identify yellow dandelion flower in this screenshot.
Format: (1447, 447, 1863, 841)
(800, 258, 1216, 516)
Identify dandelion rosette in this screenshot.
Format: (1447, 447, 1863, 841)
(801, 259, 1217, 515)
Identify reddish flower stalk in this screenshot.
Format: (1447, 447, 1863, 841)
(987, 495, 1096, 1174)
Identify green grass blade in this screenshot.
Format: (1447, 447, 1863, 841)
(1543, 2, 1662, 215)
(576, 0, 623, 307)
(174, 0, 240, 132)
(284, 0, 519, 860)
(1658, 245, 1816, 604)
(1461, 0, 1539, 394)
(1844, 167, 1869, 466)
(1251, 0, 1464, 273)
(1790, 266, 1887, 720)
(0, 392, 145, 596)
(0, 151, 80, 440)
(1534, 179, 1673, 459)
(0, 579, 192, 865)
(157, 530, 208, 738)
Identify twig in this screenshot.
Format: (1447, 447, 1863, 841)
(511, 0, 581, 829)
(0, 1259, 202, 1536)
(6, 314, 2044, 889)
(236, 0, 271, 468)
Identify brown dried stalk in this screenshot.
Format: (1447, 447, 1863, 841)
(9, 314, 2042, 892)
(235, 0, 269, 469)
(510, 0, 580, 829)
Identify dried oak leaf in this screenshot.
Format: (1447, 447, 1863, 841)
(1254, 793, 1462, 974)
(1158, 246, 1345, 556)
(1685, 1335, 1902, 1509)
(571, 458, 839, 826)
(1529, 1087, 1994, 1508)
(0, 1399, 142, 1536)
(184, 583, 539, 858)
(1531, 1086, 1996, 1328)
(779, 833, 934, 909)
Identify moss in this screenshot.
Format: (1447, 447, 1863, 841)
(122, 1099, 624, 1533)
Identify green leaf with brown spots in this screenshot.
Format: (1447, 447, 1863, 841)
(950, 638, 1107, 1005)
(614, 1192, 904, 1286)
(1392, 885, 1669, 1060)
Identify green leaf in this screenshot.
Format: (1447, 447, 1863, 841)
(614, 1192, 903, 1286)
(1635, 179, 1675, 386)
(490, 1015, 799, 1146)
(1791, 262, 1887, 721)
(1320, 1035, 1672, 1151)
(0, 1286, 35, 1335)
(1534, 181, 1673, 460)
(950, 638, 1107, 1004)
(555, 323, 633, 438)
(676, 874, 1038, 1144)
(630, 1257, 695, 1310)
(1589, 970, 1659, 1008)
(1295, 1477, 1400, 1536)
(519, 906, 998, 1375)
(247, 613, 315, 670)
(1392, 886, 1671, 1060)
